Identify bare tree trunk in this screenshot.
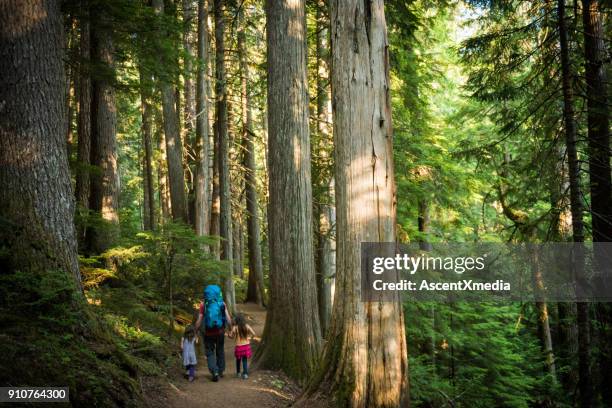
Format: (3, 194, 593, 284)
(558, 1, 591, 406)
(183, 0, 197, 228)
(210, 121, 221, 256)
(233, 217, 244, 279)
(195, 0, 211, 238)
(214, 0, 235, 312)
(304, 1, 408, 405)
(153, 0, 188, 223)
(238, 8, 265, 306)
(141, 71, 156, 231)
(582, 3, 612, 402)
(0, 0, 82, 287)
(75, 7, 92, 242)
(88, 3, 119, 253)
(158, 124, 172, 222)
(583, 0, 612, 245)
(257, 0, 321, 382)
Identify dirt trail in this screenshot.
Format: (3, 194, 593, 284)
(146, 303, 299, 408)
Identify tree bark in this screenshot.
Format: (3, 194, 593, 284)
(583, 0, 612, 244)
(153, 0, 188, 223)
(141, 71, 156, 231)
(88, 3, 119, 253)
(195, 0, 211, 238)
(0, 0, 82, 287)
(238, 8, 265, 306)
(304, 0, 409, 405)
(558, 1, 591, 406)
(214, 0, 235, 312)
(75, 6, 92, 242)
(257, 0, 321, 382)
(183, 0, 197, 228)
(158, 122, 172, 222)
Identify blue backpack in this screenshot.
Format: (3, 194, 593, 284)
(203, 284, 225, 330)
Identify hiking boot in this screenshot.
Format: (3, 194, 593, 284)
(241, 373, 248, 380)
(189, 376, 195, 382)
(212, 372, 219, 382)
(235, 373, 241, 378)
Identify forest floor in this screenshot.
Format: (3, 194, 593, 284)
(143, 303, 303, 408)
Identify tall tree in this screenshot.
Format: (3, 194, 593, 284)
(583, 0, 612, 246)
(239, 7, 265, 305)
(88, 1, 119, 253)
(195, 0, 211, 237)
(558, 0, 591, 406)
(214, 0, 235, 311)
(258, 0, 321, 381)
(141, 71, 156, 231)
(183, 0, 197, 226)
(153, 0, 188, 223)
(313, 0, 335, 336)
(75, 3, 92, 241)
(0, 0, 82, 286)
(305, 0, 408, 405)
(582, 1, 611, 403)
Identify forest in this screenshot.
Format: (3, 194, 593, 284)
(0, 0, 610, 407)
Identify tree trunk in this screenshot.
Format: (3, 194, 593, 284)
(214, 0, 235, 312)
(154, 0, 188, 223)
(583, 4, 612, 402)
(238, 8, 265, 306)
(75, 7, 92, 242)
(195, 0, 211, 238)
(88, 4, 119, 253)
(158, 123, 172, 222)
(257, 0, 322, 381)
(558, 1, 591, 406)
(0, 0, 82, 286)
(183, 0, 197, 228)
(141, 72, 156, 231)
(233, 217, 244, 279)
(304, 1, 409, 406)
(583, 4, 612, 243)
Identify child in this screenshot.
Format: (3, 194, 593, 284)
(181, 324, 198, 382)
(229, 313, 256, 379)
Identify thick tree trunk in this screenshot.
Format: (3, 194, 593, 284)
(238, 9, 265, 306)
(0, 0, 82, 286)
(558, 1, 591, 406)
(583, 3, 612, 402)
(195, 0, 211, 238)
(154, 0, 188, 223)
(583, 0, 612, 245)
(214, 0, 235, 312)
(75, 8, 92, 242)
(257, 0, 322, 381)
(88, 4, 119, 253)
(304, 1, 409, 406)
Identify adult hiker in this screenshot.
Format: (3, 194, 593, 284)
(195, 284, 233, 382)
